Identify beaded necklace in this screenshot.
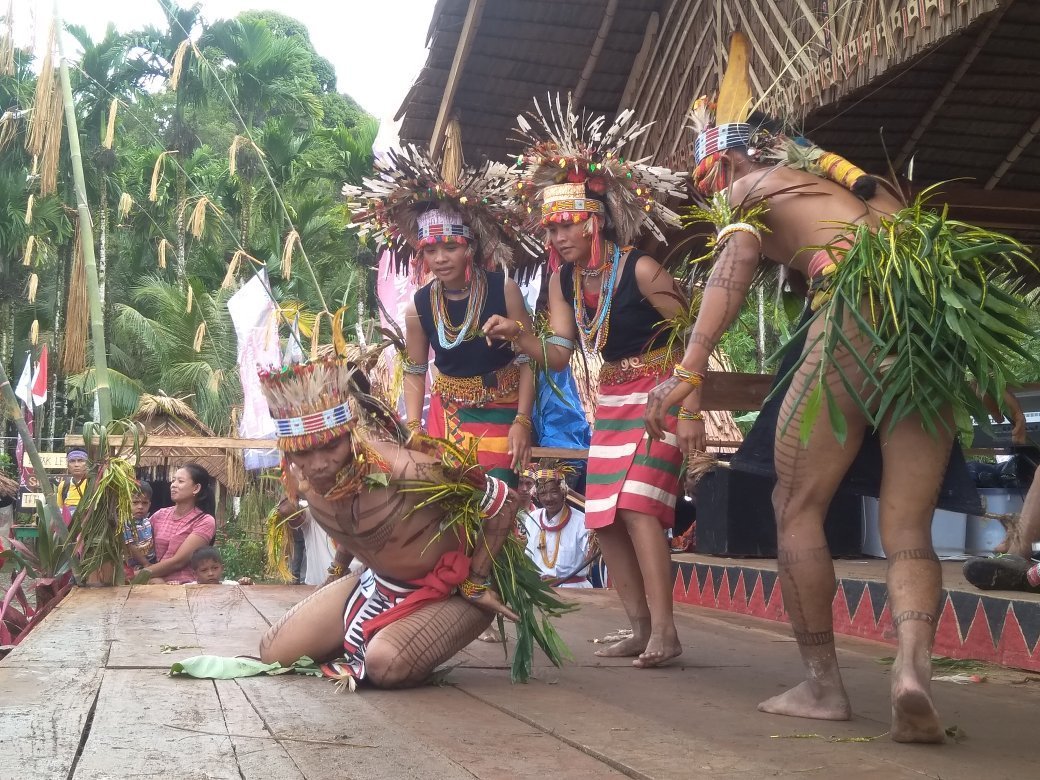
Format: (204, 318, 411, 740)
(573, 242, 620, 354)
(536, 505, 571, 570)
(430, 267, 487, 350)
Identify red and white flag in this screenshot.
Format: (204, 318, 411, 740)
(31, 343, 48, 407)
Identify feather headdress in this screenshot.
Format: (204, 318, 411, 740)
(514, 93, 686, 248)
(343, 145, 532, 276)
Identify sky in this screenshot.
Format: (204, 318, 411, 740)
(8, 0, 435, 130)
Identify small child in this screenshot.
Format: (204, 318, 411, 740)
(124, 482, 157, 569)
(189, 546, 252, 585)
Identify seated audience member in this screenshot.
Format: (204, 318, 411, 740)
(189, 546, 252, 585)
(522, 465, 592, 588)
(142, 464, 217, 584)
(124, 481, 157, 573)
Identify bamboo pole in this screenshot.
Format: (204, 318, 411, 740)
(0, 360, 66, 539)
(54, 0, 112, 423)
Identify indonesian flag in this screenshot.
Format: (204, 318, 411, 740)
(31, 344, 48, 407)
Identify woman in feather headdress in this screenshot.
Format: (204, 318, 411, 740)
(483, 95, 689, 668)
(646, 33, 1035, 741)
(345, 146, 535, 487)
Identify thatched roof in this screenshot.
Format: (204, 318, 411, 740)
(131, 394, 245, 493)
(0, 473, 17, 499)
(397, 0, 665, 163)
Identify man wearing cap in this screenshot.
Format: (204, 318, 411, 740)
(522, 466, 592, 588)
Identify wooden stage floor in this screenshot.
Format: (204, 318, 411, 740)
(2, 584, 1039, 779)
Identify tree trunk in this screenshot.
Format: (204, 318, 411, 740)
(176, 171, 187, 288)
(98, 187, 108, 310)
(47, 243, 69, 447)
(239, 178, 252, 249)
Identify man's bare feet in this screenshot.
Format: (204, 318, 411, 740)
(757, 680, 852, 721)
(890, 658, 944, 743)
(632, 631, 682, 668)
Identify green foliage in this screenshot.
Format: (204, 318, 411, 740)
(216, 476, 279, 580)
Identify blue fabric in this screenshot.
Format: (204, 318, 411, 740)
(534, 368, 590, 449)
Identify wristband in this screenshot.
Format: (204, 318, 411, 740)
(406, 419, 423, 431)
(673, 364, 704, 388)
(512, 413, 533, 431)
(327, 562, 345, 577)
(678, 407, 704, 421)
(459, 576, 488, 601)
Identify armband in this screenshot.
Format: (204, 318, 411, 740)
(678, 407, 704, 421)
(672, 365, 704, 388)
(716, 222, 762, 246)
(403, 360, 429, 375)
(546, 335, 576, 351)
(459, 576, 488, 601)
(478, 475, 511, 518)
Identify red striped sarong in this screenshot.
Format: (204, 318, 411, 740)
(428, 394, 519, 487)
(584, 374, 682, 529)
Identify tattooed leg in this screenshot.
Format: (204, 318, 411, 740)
(259, 573, 361, 665)
(363, 597, 492, 688)
(759, 310, 872, 721)
(878, 412, 953, 744)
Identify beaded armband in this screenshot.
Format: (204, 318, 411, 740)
(545, 335, 577, 351)
(678, 407, 704, 421)
(479, 475, 511, 518)
(513, 413, 533, 430)
(327, 562, 345, 577)
(403, 359, 429, 375)
(716, 222, 762, 247)
(513, 353, 533, 364)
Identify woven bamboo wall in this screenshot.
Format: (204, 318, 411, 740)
(630, 0, 1006, 167)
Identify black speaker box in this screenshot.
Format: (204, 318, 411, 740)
(695, 467, 863, 557)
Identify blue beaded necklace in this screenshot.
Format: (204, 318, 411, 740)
(574, 242, 620, 354)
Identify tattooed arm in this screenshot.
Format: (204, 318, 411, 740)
(645, 231, 761, 442)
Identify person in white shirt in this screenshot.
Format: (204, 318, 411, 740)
(522, 466, 592, 588)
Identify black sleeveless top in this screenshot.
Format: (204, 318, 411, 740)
(414, 269, 515, 378)
(559, 249, 671, 362)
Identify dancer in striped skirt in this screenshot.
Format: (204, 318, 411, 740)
(484, 96, 689, 668)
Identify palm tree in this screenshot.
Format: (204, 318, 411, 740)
(68, 277, 240, 432)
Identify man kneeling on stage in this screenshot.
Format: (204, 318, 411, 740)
(257, 356, 569, 687)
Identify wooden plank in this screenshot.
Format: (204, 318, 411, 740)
(65, 433, 277, 449)
(701, 370, 773, 410)
(1, 586, 128, 668)
(239, 585, 313, 627)
(0, 665, 104, 779)
(430, 0, 486, 157)
(107, 586, 199, 668)
(362, 685, 627, 779)
(214, 679, 304, 780)
(234, 675, 479, 780)
(72, 669, 239, 779)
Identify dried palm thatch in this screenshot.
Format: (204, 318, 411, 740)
(132, 393, 239, 492)
(102, 98, 118, 150)
(169, 39, 190, 91)
(157, 237, 172, 269)
(149, 150, 176, 202)
(62, 224, 88, 374)
(281, 229, 300, 280)
(24, 194, 33, 224)
(0, 473, 18, 499)
(0, 0, 14, 77)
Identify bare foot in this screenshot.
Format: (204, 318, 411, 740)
(891, 668, 944, 743)
(757, 681, 852, 721)
(477, 629, 503, 643)
(594, 634, 647, 657)
(632, 632, 683, 668)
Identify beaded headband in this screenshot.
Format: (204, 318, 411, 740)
(258, 358, 361, 453)
(539, 182, 604, 225)
(694, 123, 752, 165)
(417, 208, 473, 247)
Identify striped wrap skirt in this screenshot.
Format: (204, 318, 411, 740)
(584, 373, 683, 529)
